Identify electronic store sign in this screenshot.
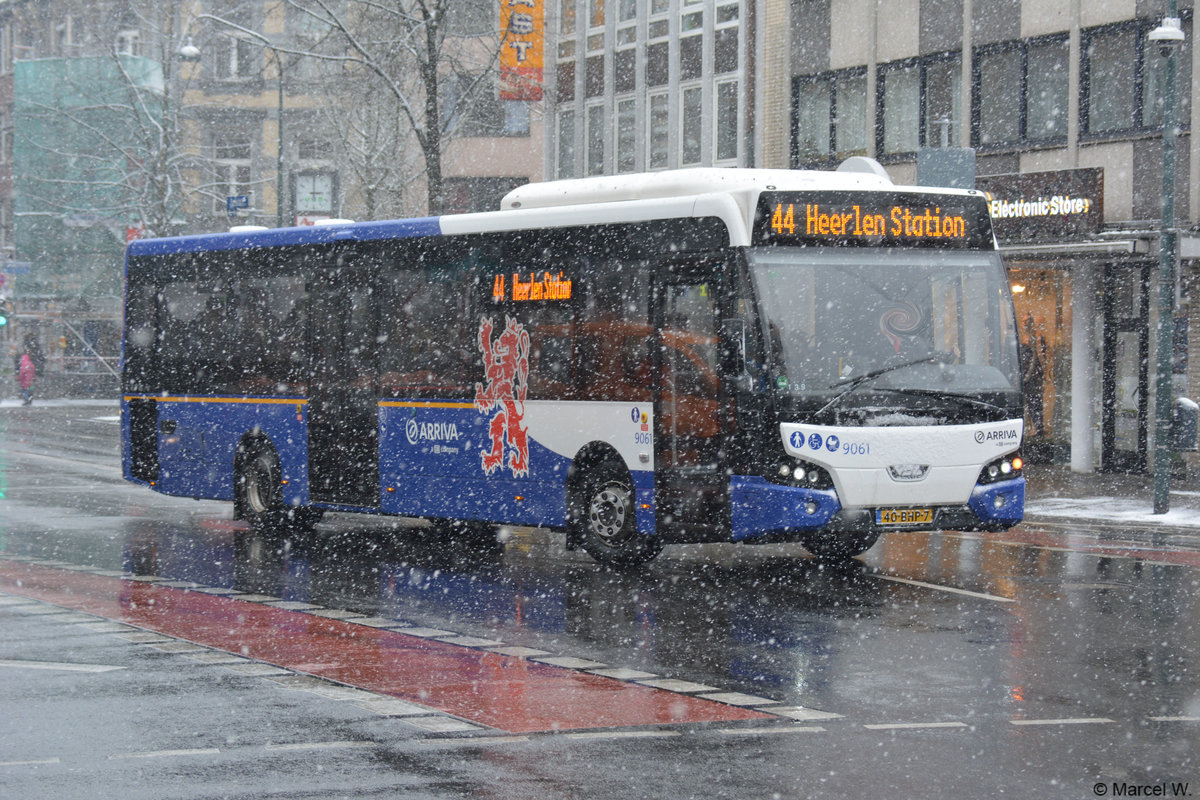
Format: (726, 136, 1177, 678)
(753, 191, 994, 249)
(976, 168, 1103, 244)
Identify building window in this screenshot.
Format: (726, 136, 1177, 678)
(923, 56, 961, 147)
(443, 75, 530, 137)
(1082, 24, 1139, 136)
(646, 41, 669, 87)
(617, 98, 637, 173)
(558, 110, 576, 179)
(214, 35, 258, 80)
(975, 47, 1019, 145)
(681, 85, 703, 165)
(974, 37, 1069, 148)
(116, 30, 141, 57)
(877, 54, 960, 156)
(880, 62, 919, 155)
(214, 137, 253, 213)
(680, 34, 703, 82)
(792, 69, 868, 165)
(1027, 37, 1070, 141)
(715, 81, 739, 162)
(615, 48, 635, 93)
(561, 0, 577, 35)
(586, 103, 605, 175)
(649, 93, 669, 169)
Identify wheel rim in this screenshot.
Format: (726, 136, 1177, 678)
(244, 452, 275, 515)
(587, 483, 631, 544)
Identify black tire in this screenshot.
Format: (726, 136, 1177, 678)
(429, 518, 503, 555)
(236, 441, 318, 535)
(800, 529, 881, 560)
(570, 464, 662, 567)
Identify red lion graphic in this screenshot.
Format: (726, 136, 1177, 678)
(475, 315, 531, 477)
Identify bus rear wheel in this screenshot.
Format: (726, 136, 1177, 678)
(571, 466, 662, 567)
(236, 442, 319, 535)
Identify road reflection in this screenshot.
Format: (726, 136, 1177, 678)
(23, 508, 1188, 724)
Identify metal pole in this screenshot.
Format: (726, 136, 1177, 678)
(1152, 7, 1181, 514)
(275, 48, 285, 229)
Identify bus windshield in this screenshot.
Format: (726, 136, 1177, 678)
(749, 247, 1020, 422)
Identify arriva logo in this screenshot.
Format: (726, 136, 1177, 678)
(407, 418, 461, 446)
(975, 429, 1020, 444)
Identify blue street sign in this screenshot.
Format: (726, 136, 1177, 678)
(226, 195, 250, 212)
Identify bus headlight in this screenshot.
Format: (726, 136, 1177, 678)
(978, 454, 1023, 485)
(774, 460, 833, 490)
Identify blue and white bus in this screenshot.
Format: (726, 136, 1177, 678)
(121, 163, 1025, 566)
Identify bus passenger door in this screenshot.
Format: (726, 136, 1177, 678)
(307, 259, 381, 507)
(652, 266, 730, 535)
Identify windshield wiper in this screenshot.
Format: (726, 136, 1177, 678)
(870, 386, 1009, 417)
(814, 354, 946, 418)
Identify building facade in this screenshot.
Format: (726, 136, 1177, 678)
(546, 0, 1200, 476)
(0, 0, 543, 395)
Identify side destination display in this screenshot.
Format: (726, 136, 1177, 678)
(753, 191, 994, 249)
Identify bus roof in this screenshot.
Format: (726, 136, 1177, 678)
(499, 164, 896, 211)
(127, 161, 985, 257)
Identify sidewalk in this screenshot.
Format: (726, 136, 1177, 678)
(1022, 462, 1200, 537)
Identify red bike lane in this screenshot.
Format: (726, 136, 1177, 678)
(0, 558, 772, 734)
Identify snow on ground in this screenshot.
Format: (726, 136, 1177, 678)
(1025, 494, 1200, 528)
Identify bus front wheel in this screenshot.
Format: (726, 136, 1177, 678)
(800, 529, 880, 560)
(571, 466, 662, 567)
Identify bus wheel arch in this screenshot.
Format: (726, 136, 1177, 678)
(566, 445, 661, 567)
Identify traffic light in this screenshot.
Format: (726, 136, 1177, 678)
(0, 300, 10, 327)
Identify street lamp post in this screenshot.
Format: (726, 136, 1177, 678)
(1149, 12, 1185, 514)
(269, 47, 285, 229)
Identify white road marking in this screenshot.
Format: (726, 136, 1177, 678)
(635, 679, 718, 693)
(871, 574, 1015, 603)
(1147, 716, 1200, 722)
(0, 758, 61, 767)
(696, 691, 778, 707)
(108, 748, 220, 760)
(532, 656, 607, 669)
(0, 659, 124, 673)
(718, 726, 826, 736)
(589, 668, 659, 680)
(565, 730, 681, 741)
(420, 736, 532, 746)
(768, 707, 845, 722)
(402, 717, 485, 733)
(264, 741, 375, 752)
(1010, 717, 1114, 726)
(863, 721, 969, 731)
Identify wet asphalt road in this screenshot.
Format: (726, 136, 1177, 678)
(1, 402, 1198, 799)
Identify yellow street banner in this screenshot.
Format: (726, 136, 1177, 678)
(500, 0, 543, 100)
